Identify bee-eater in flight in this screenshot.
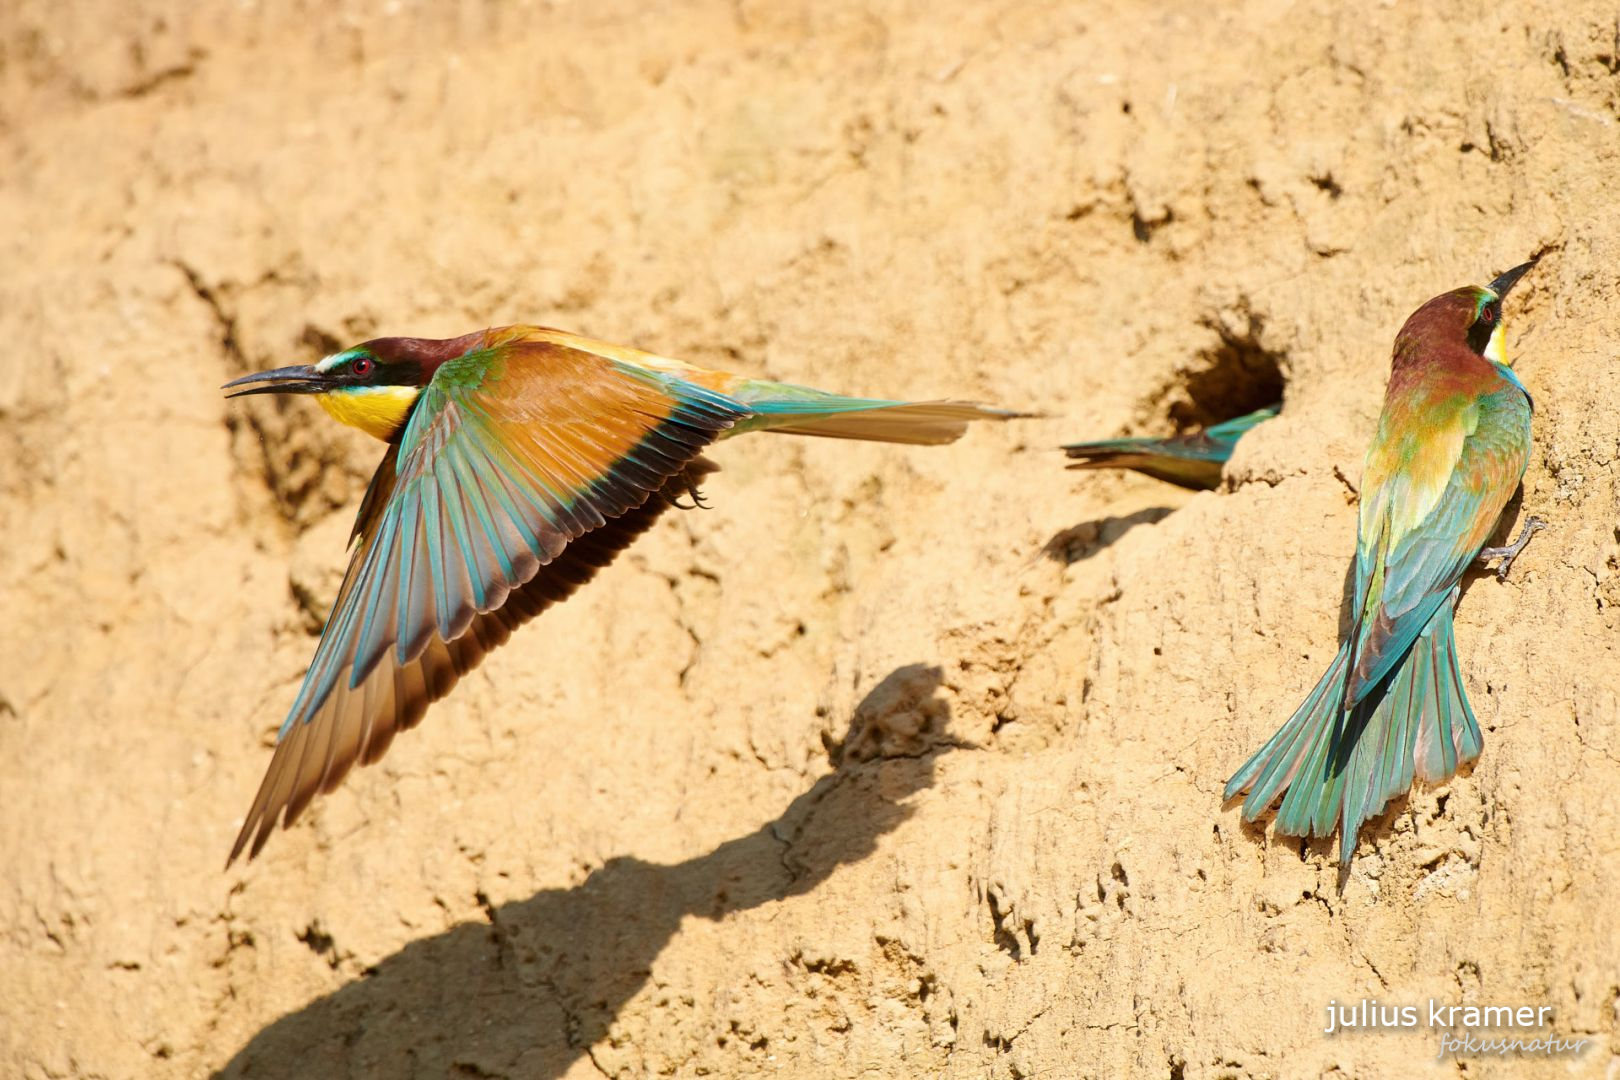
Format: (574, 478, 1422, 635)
(222, 325, 1018, 863)
(1223, 262, 1544, 866)
(1062, 403, 1280, 490)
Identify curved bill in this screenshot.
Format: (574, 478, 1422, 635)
(222, 364, 326, 398)
(1487, 259, 1536, 299)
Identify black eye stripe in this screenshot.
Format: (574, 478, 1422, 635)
(1465, 300, 1503, 356)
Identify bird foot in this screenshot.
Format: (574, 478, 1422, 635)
(669, 484, 711, 511)
(1477, 516, 1547, 580)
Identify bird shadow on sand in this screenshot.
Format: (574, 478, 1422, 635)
(1041, 506, 1176, 565)
(216, 663, 952, 1080)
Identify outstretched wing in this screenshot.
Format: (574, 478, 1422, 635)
(1347, 387, 1530, 700)
(229, 334, 746, 863)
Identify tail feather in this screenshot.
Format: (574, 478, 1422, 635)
(1063, 404, 1280, 491)
(1064, 446, 1224, 490)
(1336, 603, 1480, 863)
(1415, 611, 1483, 782)
(1272, 649, 1351, 839)
(725, 380, 1024, 446)
(1226, 644, 1349, 828)
(1226, 600, 1481, 865)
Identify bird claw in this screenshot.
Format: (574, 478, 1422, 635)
(1478, 516, 1547, 580)
(669, 484, 711, 511)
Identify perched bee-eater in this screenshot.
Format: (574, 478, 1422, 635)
(1062, 404, 1280, 490)
(222, 325, 1018, 863)
(1223, 263, 1543, 866)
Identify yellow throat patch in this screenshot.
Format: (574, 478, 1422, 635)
(1483, 319, 1509, 367)
(315, 385, 419, 441)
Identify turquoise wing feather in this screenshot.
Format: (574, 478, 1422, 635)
(1204, 405, 1281, 444)
(230, 339, 747, 862)
(1348, 388, 1532, 701)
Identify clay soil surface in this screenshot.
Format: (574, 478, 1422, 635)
(3, 2, 1619, 1078)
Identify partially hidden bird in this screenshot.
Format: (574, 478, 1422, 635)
(222, 324, 1019, 863)
(1223, 262, 1544, 866)
(1062, 403, 1280, 490)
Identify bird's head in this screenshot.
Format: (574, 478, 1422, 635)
(222, 332, 483, 441)
(1396, 260, 1536, 367)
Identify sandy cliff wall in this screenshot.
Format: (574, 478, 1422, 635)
(1, 1, 1617, 1077)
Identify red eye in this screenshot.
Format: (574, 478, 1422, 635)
(1480, 306, 1496, 324)
(351, 356, 374, 377)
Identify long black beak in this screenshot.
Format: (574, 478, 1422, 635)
(221, 364, 327, 398)
(1488, 259, 1536, 300)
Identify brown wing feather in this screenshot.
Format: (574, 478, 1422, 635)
(231, 458, 717, 862)
(228, 331, 747, 866)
